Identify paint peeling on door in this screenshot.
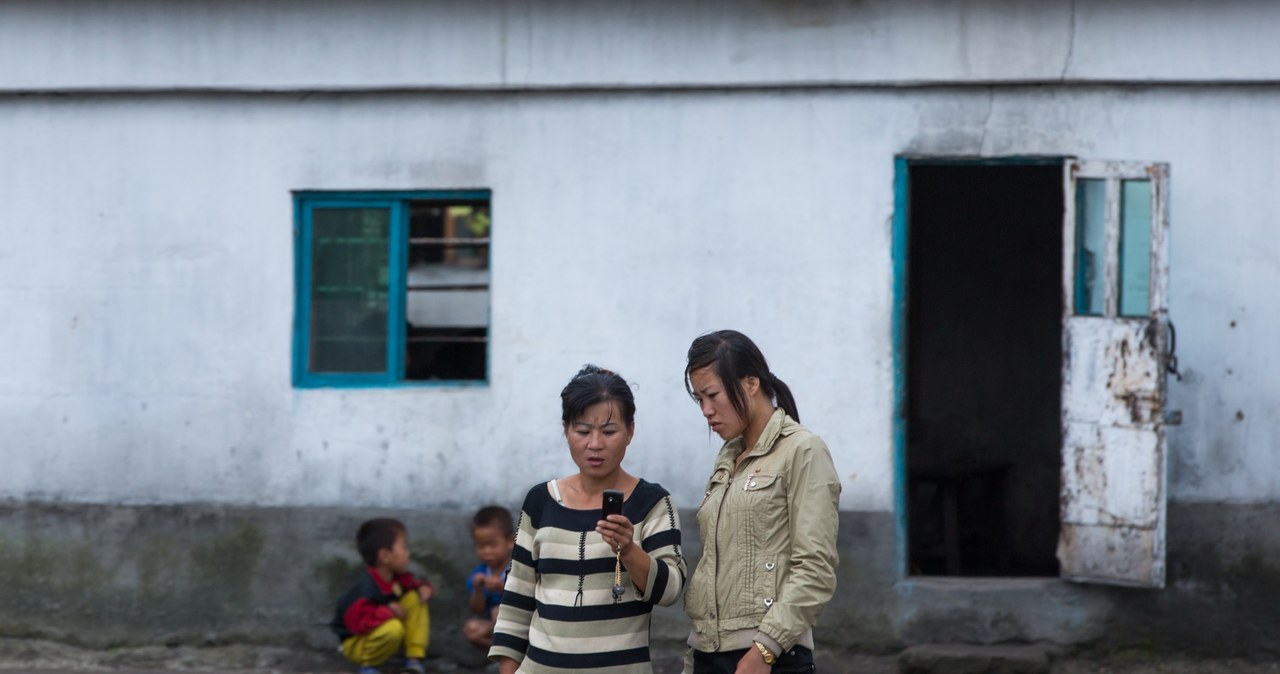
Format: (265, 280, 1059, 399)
(1057, 159, 1170, 588)
(1106, 322, 1163, 426)
(1062, 321, 1163, 524)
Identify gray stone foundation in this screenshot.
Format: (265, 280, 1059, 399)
(0, 501, 1276, 657)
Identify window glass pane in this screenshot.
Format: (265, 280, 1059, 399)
(1118, 180, 1152, 317)
(1074, 179, 1107, 316)
(309, 207, 390, 373)
(405, 200, 490, 380)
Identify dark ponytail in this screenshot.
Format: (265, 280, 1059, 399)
(684, 330, 800, 423)
(767, 372, 800, 423)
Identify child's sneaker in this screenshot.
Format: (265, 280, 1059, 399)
(402, 659, 426, 674)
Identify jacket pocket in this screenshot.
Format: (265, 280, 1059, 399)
(741, 472, 784, 518)
(758, 555, 779, 611)
(739, 473, 784, 612)
(741, 472, 778, 493)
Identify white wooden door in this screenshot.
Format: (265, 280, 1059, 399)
(1058, 159, 1171, 588)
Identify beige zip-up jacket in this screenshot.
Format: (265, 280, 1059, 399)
(685, 408, 841, 659)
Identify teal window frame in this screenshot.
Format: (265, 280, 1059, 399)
(292, 190, 492, 388)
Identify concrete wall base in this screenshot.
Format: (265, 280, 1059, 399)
(0, 501, 1275, 657)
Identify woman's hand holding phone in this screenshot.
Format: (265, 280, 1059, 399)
(597, 489, 632, 553)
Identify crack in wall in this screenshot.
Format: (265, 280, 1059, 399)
(1060, 0, 1078, 81)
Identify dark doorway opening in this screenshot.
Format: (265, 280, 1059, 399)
(906, 163, 1063, 577)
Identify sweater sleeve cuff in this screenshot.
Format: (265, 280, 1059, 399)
(634, 554, 670, 603)
(487, 647, 525, 665)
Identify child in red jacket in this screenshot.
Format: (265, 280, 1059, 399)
(331, 518, 433, 674)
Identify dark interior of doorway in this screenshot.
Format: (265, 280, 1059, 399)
(906, 163, 1063, 577)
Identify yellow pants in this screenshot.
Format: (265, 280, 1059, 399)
(341, 590, 431, 666)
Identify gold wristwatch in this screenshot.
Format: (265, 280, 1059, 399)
(753, 641, 777, 665)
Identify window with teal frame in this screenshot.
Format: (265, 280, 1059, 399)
(293, 190, 492, 387)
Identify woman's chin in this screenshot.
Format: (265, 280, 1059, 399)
(580, 462, 613, 476)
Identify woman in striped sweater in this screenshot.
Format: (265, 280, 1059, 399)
(490, 365, 687, 674)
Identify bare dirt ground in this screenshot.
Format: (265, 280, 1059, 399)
(1, 639, 1278, 674)
(1051, 657, 1280, 674)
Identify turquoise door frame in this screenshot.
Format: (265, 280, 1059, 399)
(891, 156, 1065, 577)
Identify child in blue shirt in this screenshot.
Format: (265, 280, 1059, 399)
(461, 506, 515, 650)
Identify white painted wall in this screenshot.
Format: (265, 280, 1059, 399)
(1, 1, 1277, 512)
(3, 0, 1280, 92)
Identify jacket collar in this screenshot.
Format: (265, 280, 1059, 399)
(366, 566, 397, 594)
(715, 408, 791, 469)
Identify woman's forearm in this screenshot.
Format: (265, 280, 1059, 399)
(620, 544, 651, 589)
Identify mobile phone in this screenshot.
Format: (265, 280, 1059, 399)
(602, 489, 624, 519)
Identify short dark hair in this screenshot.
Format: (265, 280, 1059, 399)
(471, 506, 515, 538)
(560, 364, 636, 427)
(356, 517, 406, 566)
(685, 330, 800, 423)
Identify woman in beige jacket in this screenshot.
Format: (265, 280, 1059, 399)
(683, 330, 841, 674)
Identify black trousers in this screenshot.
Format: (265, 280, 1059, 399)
(692, 645, 815, 674)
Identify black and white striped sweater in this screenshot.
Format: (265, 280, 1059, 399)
(490, 479, 686, 674)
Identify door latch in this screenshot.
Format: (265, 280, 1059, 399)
(1166, 320, 1183, 382)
